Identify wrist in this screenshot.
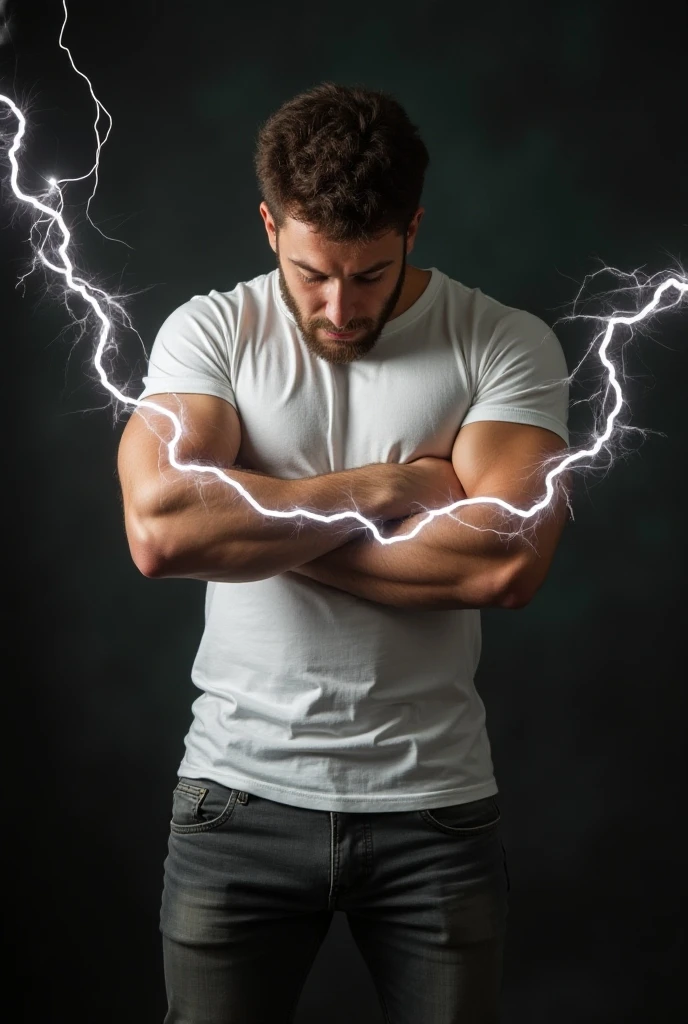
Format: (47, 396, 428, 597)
(287, 464, 397, 521)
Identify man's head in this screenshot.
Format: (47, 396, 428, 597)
(254, 82, 429, 364)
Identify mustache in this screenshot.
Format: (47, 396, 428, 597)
(314, 322, 372, 332)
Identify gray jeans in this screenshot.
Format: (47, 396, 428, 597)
(160, 777, 510, 1023)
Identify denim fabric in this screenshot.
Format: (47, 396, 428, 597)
(160, 777, 510, 1023)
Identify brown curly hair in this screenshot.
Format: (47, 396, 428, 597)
(254, 82, 430, 244)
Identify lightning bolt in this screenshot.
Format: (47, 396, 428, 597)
(2, 4, 686, 547)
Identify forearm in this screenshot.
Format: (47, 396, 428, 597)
(289, 505, 530, 610)
(288, 422, 572, 610)
(130, 463, 399, 583)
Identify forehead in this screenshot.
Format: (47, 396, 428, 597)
(281, 217, 400, 265)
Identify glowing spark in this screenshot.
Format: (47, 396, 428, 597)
(1, 11, 686, 546)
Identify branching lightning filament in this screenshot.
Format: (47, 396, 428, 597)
(1, 4, 686, 546)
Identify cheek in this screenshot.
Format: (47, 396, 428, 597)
(295, 284, 318, 306)
(303, 296, 321, 319)
(291, 288, 316, 318)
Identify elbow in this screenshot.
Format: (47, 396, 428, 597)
(495, 558, 540, 610)
(132, 547, 167, 579)
(498, 585, 532, 610)
(125, 510, 173, 579)
(497, 557, 544, 610)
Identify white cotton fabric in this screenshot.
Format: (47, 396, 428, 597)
(140, 267, 569, 812)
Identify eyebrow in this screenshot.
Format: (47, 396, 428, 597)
(288, 258, 395, 277)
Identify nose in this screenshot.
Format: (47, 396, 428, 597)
(324, 282, 356, 329)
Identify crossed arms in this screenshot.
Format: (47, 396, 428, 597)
(117, 393, 570, 611)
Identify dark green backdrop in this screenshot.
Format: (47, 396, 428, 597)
(4, 1, 686, 1021)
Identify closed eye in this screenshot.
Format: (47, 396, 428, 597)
(299, 273, 383, 286)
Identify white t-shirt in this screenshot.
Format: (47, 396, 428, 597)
(140, 267, 569, 812)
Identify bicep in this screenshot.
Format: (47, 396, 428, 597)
(117, 392, 242, 516)
(451, 420, 571, 590)
(451, 420, 567, 503)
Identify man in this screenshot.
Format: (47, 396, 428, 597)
(118, 81, 570, 1024)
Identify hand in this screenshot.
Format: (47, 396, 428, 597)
(388, 456, 467, 520)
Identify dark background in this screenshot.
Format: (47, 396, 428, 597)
(2, 1, 686, 1021)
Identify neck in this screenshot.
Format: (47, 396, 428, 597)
(389, 264, 431, 320)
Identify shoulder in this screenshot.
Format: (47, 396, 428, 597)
(452, 283, 566, 373)
(157, 270, 276, 344)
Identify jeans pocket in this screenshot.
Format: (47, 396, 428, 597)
(170, 777, 239, 834)
(418, 796, 501, 837)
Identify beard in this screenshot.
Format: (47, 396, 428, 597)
(275, 241, 407, 366)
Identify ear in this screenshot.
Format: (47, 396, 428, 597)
(405, 207, 425, 255)
(259, 202, 277, 251)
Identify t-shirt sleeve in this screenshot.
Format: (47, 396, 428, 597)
(138, 295, 237, 407)
(461, 308, 569, 445)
